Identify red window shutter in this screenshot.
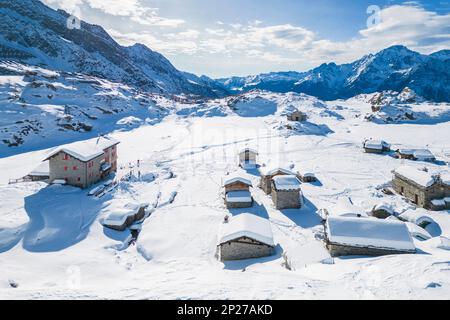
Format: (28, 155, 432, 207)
(64, 166, 68, 171)
(73, 166, 77, 171)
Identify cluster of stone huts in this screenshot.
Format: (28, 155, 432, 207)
(219, 149, 319, 261)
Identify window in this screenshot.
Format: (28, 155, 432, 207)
(415, 194, 419, 204)
(400, 186, 404, 195)
(77, 177, 81, 182)
(64, 166, 68, 171)
(73, 166, 78, 171)
(63, 154, 70, 160)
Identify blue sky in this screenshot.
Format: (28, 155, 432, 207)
(42, 0, 450, 77)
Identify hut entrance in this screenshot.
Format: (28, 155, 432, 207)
(414, 194, 419, 204)
(245, 151, 250, 162)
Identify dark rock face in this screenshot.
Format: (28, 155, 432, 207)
(0, 0, 229, 98)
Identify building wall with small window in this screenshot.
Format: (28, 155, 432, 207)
(48, 151, 88, 188)
(393, 174, 446, 209)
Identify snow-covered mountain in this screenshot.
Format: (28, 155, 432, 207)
(218, 46, 450, 102)
(0, 0, 228, 97)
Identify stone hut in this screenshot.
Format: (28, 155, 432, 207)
(271, 175, 303, 210)
(43, 136, 119, 189)
(259, 167, 296, 194)
(298, 171, 317, 183)
(239, 148, 258, 169)
(325, 216, 416, 257)
(287, 110, 307, 122)
(363, 139, 391, 154)
(395, 149, 436, 162)
(217, 213, 275, 261)
(223, 177, 253, 209)
(392, 166, 450, 210)
(101, 202, 150, 232)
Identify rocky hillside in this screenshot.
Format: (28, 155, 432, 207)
(218, 46, 450, 102)
(0, 0, 228, 98)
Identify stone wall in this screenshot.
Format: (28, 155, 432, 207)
(393, 175, 447, 209)
(271, 188, 301, 210)
(226, 200, 253, 209)
(219, 237, 274, 261)
(327, 242, 415, 257)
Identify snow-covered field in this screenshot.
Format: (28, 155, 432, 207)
(0, 91, 449, 299)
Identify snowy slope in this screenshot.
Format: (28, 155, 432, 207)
(0, 90, 449, 299)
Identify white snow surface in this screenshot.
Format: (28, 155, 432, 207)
(219, 213, 274, 247)
(326, 217, 416, 252)
(0, 90, 449, 299)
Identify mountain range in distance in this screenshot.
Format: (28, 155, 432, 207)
(0, 0, 449, 102)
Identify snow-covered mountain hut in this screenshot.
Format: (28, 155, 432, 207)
(392, 166, 450, 210)
(363, 139, 391, 154)
(259, 167, 296, 194)
(287, 110, 307, 122)
(239, 148, 258, 169)
(325, 216, 416, 257)
(217, 213, 275, 261)
(223, 176, 253, 209)
(43, 136, 119, 189)
(271, 175, 303, 210)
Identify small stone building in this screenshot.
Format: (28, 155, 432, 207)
(287, 110, 307, 122)
(259, 167, 296, 194)
(298, 171, 317, 183)
(363, 139, 390, 154)
(239, 148, 258, 169)
(101, 202, 150, 231)
(325, 216, 416, 257)
(317, 197, 368, 221)
(271, 175, 303, 210)
(43, 136, 119, 189)
(217, 213, 275, 261)
(224, 177, 253, 209)
(395, 149, 436, 162)
(392, 166, 450, 210)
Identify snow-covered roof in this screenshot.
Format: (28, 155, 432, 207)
(29, 161, 49, 176)
(405, 222, 432, 240)
(224, 177, 252, 187)
(324, 197, 369, 218)
(101, 202, 143, 227)
(261, 167, 295, 176)
(226, 191, 252, 203)
(326, 217, 416, 252)
(398, 149, 435, 160)
(44, 136, 120, 162)
(219, 213, 274, 247)
(364, 139, 390, 150)
(399, 209, 435, 226)
(239, 148, 258, 155)
(393, 166, 437, 188)
(272, 175, 301, 191)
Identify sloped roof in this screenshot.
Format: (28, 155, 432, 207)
(219, 213, 274, 247)
(364, 139, 390, 150)
(393, 166, 437, 188)
(44, 136, 119, 162)
(261, 167, 295, 177)
(224, 176, 252, 187)
(325, 197, 368, 218)
(29, 161, 49, 176)
(272, 175, 301, 191)
(326, 217, 416, 252)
